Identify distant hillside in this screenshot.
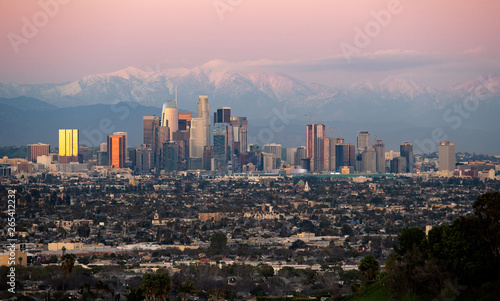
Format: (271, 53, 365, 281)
(0, 96, 57, 110)
(0, 98, 160, 148)
(0, 146, 27, 159)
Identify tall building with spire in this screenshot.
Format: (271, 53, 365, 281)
(162, 100, 178, 139)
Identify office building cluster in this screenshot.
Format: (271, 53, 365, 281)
(16, 96, 462, 176)
(134, 95, 252, 173)
(300, 123, 419, 174)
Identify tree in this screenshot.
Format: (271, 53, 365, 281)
(177, 279, 198, 301)
(358, 255, 379, 282)
(77, 223, 91, 238)
(61, 253, 75, 291)
(473, 192, 500, 256)
(394, 227, 425, 256)
(140, 273, 172, 301)
(289, 239, 307, 250)
(210, 232, 227, 253)
(259, 264, 275, 278)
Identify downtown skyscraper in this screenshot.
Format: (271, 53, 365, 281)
(439, 141, 456, 171)
(306, 122, 326, 172)
(107, 134, 126, 168)
(190, 95, 211, 168)
(161, 100, 178, 139)
(400, 141, 414, 173)
(58, 129, 79, 163)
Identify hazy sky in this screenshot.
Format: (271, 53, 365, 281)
(1, 0, 499, 87)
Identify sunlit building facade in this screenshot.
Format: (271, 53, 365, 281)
(58, 129, 79, 163)
(107, 134, 126, 168)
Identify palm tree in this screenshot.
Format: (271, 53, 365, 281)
(140, 273, 172, 301)
(61, 253, 75, 291)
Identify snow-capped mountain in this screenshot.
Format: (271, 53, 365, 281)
(0, 63, 499, 153)
(0, 60, 340, 113)
(0, 60, 499, 119)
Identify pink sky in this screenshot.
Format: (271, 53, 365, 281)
(1, 0, 499, 87)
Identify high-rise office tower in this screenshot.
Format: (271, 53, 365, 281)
(178, 112, 192, 131)
(263, 143, 282, 159)
(27, 143, 50, 162)
(261, 152, 275, 171)
(78, 146, 93, 162)
(162, 100, 178, 139)
(213, 123, 233, 171)
(113, 131, 128, 160)
(59, 129, 79, 163)
(214, 107, 231, 124)
(203, 146, 214, 171)
(306, 123, 326, 172)
(374, 139, 386, 173)
(230, 117, 248, 153)
(155, 126, 170, 171)
(143, 116, 161, 146)
(163, 142, 179, 172)
(135, 145, 154, 172)
(190, 118, 205, 159)
(439, 141, 456, 171)
(264, 143, 282, 168)
(357, 131, 370, 153)
(173, 130, 190, 171)
(323, 137, 335, 171)
(390, 156, 407, 173)
(335, 143, 355, 171)
(400, 141, 414, 173)
(362, 147, 377, 173)
(189, 95, 211, 168)
(286, 148, 297, 166)
(107, 134, 126, 168)
(197, 95, 210, 145)
(296, 146, 307, 166)
(97, 151, 108, 166)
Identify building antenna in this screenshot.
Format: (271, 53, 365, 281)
(329, 126, 335, 139)
(175, 86, 178, 107)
